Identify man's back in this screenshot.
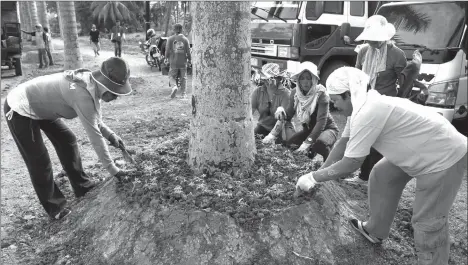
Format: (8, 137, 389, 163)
(349, 91, 467, 176)
(165, 34, 190, 69)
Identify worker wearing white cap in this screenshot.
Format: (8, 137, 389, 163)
(295, 66, 467, 265)
(345, 15, 409, 185)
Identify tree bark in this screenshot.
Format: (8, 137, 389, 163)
(57, 1, 83, 69)
(28, 1, 40, 45)
(188, 2, 255, 175)
(35, 1, 50, 29)
(19, 2, 31, 41)
(163, 1, 172, 37)
(56, 1, 65, 39)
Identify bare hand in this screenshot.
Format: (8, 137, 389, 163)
(109, 134, 124, 148)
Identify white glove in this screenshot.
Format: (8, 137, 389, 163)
(274, 106, 286, 120)
(296, 172, 318, 192)
(294, 142, 311, 154)
(262, 133, 276, 144)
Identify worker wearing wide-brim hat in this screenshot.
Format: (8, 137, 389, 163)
(344, 14, 409, 186)
(295, 67, 467, 265)
(277, 61, 339, 161)
(251, 63, 290, 142)
(4, 57, 132, 220)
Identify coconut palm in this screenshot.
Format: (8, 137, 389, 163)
(57, 1, 83, 69)
(378, 5, 431, 34)
(36, 1, 50, 29)
(90, 1, 131, 25)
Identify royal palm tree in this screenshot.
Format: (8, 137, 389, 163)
(90, 1, 131, 25)
(57, 1, 83, 69)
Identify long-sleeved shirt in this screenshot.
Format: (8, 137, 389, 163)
(356, 43, 407, 97)
(251, 84, 290, 131)
(6, 69, 119, 176)
(165, 34, 191, 69)
(285, 89, 338, 144)
(22, 30, 46, 49)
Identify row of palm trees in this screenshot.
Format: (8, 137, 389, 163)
(19, 1, 83, 70)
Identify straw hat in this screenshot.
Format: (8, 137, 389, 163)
(290, 61, 320, 80)
(91, 57, 132, 95)
(355, 15, 396, 42)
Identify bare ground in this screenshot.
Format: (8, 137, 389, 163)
(1, 34, 467, 265)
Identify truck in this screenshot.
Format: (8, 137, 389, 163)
(372, 1, 467, 134)
(249, 1, 386, 85)
(1, 1, 22, 76)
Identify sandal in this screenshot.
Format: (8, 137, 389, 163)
(349, 218, 383, 244)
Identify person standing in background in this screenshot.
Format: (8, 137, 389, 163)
(43, 27, 54, 66)
(89, 24, 101, 57)
(110, 20, 126, 57)
(21, 24, 48, 69)
(165, 23, 191, 99)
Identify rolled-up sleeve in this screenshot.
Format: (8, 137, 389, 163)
(73, 100, 119, 176)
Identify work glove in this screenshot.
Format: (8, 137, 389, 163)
(294, 142, 311, 154)
(262, 133, 276, 144)
(274, 106, 286, 120)
(109, 133, 125, 149)
(295, 172, 318, 192)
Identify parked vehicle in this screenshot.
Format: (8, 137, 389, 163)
(1, 1, 22, 76)
(249, 1, 386, 86)
(139, 38, 163, 70)
(375, 1, 467, 134)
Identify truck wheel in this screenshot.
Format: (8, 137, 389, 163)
(14, 58, 22, 76)
(320, 61, 349, 111)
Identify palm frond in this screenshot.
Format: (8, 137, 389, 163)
(100, 2, 112, 23)
(114, 3, 123, 21)
(379, 5, 432, 34)
(117, 2, 131, 21)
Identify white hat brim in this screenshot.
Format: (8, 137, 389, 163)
(355, 23, 395, 42)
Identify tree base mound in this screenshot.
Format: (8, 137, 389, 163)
(30, 128, 370, 265)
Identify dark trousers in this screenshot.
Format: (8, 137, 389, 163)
(359, 148, 383, 181)
(38, 48, 48, 68)
(4, 101, 94, 217)
(114, 41, 122, 57)
(285, 123, 338, 161)
(45, 46, 54, 65)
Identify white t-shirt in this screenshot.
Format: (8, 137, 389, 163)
(343, 90, 467, 177)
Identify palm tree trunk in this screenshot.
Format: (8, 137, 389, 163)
(28, 1, 40, 45)
(188, 2, 255, 175)
(35, 1, 49, 29)
(57, 1, 83, 69)
(56, 2, 65, 39)
(163, 1, 172, 37)
(36, 1, 54, 51)
(19, 2, 31, 41)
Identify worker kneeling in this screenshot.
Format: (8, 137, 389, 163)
(295, 66, 467, 265)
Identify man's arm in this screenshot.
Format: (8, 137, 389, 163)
(185, 37, 191, 62)
(313, 156, 366, 182)
(319, 136, 349, 169)
(73, 100, 120, 176)
(21, 30, 36, 36)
